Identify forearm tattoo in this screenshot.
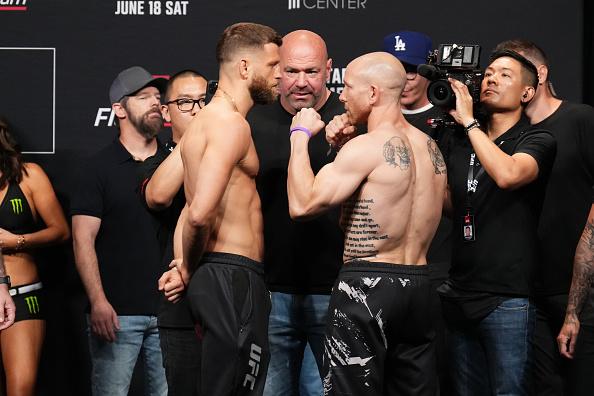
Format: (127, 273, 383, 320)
(383, 137, 410, 171)
(427, 138, 446, 175)
(341, 198, 389, 259)
(566, 218, 594, 319)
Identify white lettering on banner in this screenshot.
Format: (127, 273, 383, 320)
(115, 0, 188, 15)
(289, 0, 366, 10)
(165, 0, 188, 14)
(115, 1, 145, 15)
(327, 66, 345, 93)
(94, 108, 116, 127)
(0, 0, 27, 5)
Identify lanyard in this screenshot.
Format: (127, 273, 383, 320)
(465, 152, 484, 210)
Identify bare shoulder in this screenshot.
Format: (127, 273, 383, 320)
(22, 162, 51, 184)
(337, 133, 379, 166)
(183, 106, 250, 152)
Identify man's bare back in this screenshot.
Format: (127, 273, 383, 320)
(180, 101, 263, 264)
(286, 51, 443, 396)
(340, 123, 446, 265)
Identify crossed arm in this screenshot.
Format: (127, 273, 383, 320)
(145, 144, 184, 210)
(557, 204, 594, 358)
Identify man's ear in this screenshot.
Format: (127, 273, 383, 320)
(537, 64, 548, 85)
(161, 104, 171, 123)
(325, 58, 333, 83)
(369, 84, 379, 105)
(239, 59, 249, 80)
(521, 86, 536, 103)
(112, 102, 127, 120)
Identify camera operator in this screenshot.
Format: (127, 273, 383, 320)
(494, 39, 594, 396)
(438, 49, 556, 395)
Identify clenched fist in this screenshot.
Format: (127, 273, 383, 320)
(290, 108, 325, 138)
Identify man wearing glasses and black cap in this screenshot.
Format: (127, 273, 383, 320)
(72, 66, 168, 396)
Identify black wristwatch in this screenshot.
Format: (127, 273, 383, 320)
(0, 276, 11, 288)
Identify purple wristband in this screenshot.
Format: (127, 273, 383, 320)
(290, 126, 312, 138)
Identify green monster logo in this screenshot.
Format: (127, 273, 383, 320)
(10, 198, 23, 214)
(24, 295, 39, 314)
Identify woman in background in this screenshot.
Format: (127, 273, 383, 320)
(0, 117, 69, 396)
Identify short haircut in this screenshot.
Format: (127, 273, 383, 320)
(494, 39, 549, 69)
(489, 49, 539, 89)
(165, 69, 207, 101)
(216, 22, 282, 64)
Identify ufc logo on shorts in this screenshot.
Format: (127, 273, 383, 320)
(393, 36, 406, 51)
(243, 343, 262, 390)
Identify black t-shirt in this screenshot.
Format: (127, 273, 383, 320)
(70, 139, 167, 315)
(403, 104, 446, 139)
(141, 140, 193, 328)
(404, 104, 452, 281)
(248, 93, 344, 294)
(443, 116, 556, 296)
(534, 102, 594, 295)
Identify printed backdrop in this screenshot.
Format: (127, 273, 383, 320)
(1, 0, 592, 394)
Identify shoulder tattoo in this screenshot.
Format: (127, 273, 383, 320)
(427, 138, 446, 175)
(383, 136, 410, 171)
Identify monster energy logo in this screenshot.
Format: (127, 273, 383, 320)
(10, 198, 23, 214)
(24, 295, 40, 314)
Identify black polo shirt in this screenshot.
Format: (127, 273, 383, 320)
(248, 93, 344, 294)
(71, 138, 166, 315)
(443, 117, 556, 296)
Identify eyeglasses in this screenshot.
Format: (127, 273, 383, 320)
(166, 97, 206, 112)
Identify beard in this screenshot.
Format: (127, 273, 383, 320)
(249, 75, 278, 105)
(128, 107, 163, 139)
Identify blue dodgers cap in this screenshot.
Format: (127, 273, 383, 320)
(109, 66, 167, 104)
(383, 31, 433, 66)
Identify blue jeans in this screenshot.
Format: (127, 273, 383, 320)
(87, 315, 167, 396)
(263, 292, 330, 396)
(447, 298, 535, 396)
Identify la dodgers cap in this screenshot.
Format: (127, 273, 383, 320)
(383, 31, 433, 66)
(109, 66, 167, 104)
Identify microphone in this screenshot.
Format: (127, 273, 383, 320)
(417, 64, 441, 80)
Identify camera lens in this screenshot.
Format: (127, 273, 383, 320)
(427, 80, 455, 108)
(434, 85, 448, 101)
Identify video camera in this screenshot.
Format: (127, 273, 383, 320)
(418, 44, 483, 109)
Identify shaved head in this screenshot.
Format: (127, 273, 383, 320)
(281, 30, 329, 62)
(347, 52, 406, 100)
(279, 30, 331, 112)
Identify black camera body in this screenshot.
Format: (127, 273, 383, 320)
(418, 44, 483, 109)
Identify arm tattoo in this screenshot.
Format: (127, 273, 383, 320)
(427, 138, 446, 175)
(566, 218, 594, 318)
(383, 136, 410, 170)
